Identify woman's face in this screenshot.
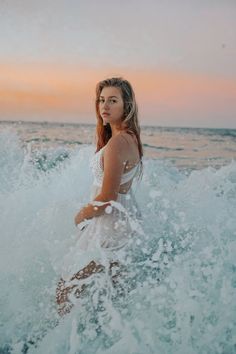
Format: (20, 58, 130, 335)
(99, 86, 124, 126)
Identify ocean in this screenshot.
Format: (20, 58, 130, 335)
(0, 120, 236, 354)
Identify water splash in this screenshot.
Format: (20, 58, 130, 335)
(0, 131, 236, 353)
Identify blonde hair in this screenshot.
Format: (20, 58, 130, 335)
(95, 77, 143, 165)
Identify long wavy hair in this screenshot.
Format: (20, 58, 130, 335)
(95, 77, 143, 170)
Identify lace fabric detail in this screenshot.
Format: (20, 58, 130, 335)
(90, 147, 105, 187)
(90, 146, 139, 187)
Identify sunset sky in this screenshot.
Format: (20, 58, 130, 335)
(0, 0, 236, 128)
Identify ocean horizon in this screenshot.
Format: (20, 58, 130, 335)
(1, 119, 235, 171)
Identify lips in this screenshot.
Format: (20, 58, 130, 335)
(102, 112, 110, 116)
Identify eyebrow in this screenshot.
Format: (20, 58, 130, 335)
(99, 95, 118, 98)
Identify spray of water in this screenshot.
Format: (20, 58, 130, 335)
(0, 131, 236, 354)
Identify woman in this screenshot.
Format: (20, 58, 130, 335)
(56, 77, 143, 316)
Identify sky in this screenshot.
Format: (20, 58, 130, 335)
(0, 0, 236, 128)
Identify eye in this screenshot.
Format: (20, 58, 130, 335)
(98, 98, 117, 104)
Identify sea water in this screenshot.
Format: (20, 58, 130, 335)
(0, 121, 236, 354)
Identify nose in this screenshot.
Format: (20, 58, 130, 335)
(103, 100, 110, 109)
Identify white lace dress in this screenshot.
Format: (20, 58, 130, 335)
(61, 146, 142, 280)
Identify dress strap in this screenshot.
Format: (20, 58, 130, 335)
(120, 162, 140, 184)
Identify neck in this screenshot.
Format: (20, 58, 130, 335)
(110, 122, 126, 136)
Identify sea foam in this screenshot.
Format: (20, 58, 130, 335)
(0, 131, 236, 354)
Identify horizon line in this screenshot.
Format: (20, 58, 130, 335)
(0, 119, 235, 131)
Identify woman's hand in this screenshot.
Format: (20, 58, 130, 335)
(74, 210, 85, 226)
(74, 199, 111, 228)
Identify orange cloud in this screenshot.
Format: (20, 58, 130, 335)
(0, 62, 235, 123)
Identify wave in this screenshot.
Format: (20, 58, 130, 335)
(0, 131, 236, 353)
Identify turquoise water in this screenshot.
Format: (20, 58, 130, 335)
(0, 121, 236, 353)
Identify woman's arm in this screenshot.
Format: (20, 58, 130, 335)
(74, 135, 128, 226)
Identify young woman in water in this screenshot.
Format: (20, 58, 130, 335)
(56, 77, 143, 316)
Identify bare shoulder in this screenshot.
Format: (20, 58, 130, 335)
(107, 133, 130, 152)
(104, 133, 130, 162)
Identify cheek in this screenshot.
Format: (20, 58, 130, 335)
(117, 104, 124, 115)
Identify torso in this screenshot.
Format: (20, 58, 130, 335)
(101, 131, 140, 194)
